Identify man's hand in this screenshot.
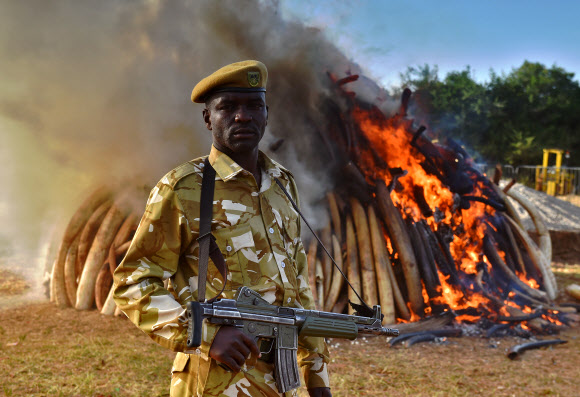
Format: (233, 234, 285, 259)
(308, 387, 332, 397)
(209, 326, 260, 372)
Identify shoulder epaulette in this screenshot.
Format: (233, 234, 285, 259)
(162, 156, 207, 189)
(270, 158, 294, 180)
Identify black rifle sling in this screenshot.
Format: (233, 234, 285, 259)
(197, 157, 227, 303)
(274, 178, 373, 315)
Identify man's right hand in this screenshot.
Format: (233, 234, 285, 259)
(209, 326, 261, 372)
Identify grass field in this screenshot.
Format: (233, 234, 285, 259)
(1, 265, 579, 397)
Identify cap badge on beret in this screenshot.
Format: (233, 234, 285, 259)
(248, 71, 260, 87)
(191, 60, 268, 103)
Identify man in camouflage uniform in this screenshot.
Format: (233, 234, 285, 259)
(113, 60, 331, 397)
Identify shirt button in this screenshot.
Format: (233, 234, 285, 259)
(269, 227, 274, 234)
(281, 263, 285, 268)
(287, 297, 291, 303)
(226, 245, 232, 252)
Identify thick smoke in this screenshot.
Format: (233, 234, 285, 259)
(0, 0, 394, 304)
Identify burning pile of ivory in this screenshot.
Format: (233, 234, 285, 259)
(49, 77, 578, 335)
(299, 78, 578, 334)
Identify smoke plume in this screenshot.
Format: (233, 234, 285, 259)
(0, 0, 395, 304)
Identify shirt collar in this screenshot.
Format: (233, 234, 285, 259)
(208, 145, 288, 182)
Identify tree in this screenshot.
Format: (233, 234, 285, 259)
(397, 61, 580, 166)
(487, 61, 580, 165)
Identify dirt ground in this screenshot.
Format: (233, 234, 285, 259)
(1, 266, 579, 397)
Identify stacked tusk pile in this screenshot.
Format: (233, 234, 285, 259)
(49, 187, 141, 315)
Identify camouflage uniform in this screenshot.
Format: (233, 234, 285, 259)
(113, 146, 330, 397)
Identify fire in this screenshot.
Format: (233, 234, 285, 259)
(398, 302, 423, 323)
(518, 272, 540, 289)
(433, 272, 464, 308)
(421, 282, 432, 316)
(429, 271, 488, 313)
(344, 100, 564, 331)
(542, 314, 564, 326)
(353, 109, 455, 223)
(352, 106, 497, 321)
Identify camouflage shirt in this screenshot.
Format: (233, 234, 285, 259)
(113, 146, 330, 396)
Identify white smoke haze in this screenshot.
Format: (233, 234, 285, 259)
(0, 0, 397, 305)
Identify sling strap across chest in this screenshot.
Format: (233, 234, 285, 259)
(196, 157, 227, 303)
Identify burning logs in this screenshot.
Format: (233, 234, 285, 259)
(376, 179, 424, 316)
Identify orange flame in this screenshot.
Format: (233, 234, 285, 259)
(349, 105, 549, 324)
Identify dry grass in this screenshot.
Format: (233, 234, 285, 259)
(0, 269, 30, 296)
(0, 303, 174, 396)
(1, 266, 579, 397)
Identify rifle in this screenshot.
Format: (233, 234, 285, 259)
(187, 286, 399, 393)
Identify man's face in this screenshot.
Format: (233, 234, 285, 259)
(203, 91, 268, 156)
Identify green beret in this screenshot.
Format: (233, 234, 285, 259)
(191, 60, 268, 103)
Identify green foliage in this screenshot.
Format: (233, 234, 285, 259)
(399, 61, 580, 166)
(506, 129, 536, 164)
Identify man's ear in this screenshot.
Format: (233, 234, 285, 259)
(265, 105, 269, 125)
(202, 108, 212, 130)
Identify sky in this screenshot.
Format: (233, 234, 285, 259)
(278, 0, 580, 89)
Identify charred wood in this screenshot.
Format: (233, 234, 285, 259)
(386, 311, 455, 335)
(387, 168, 407, 193)
(411, 126, 426, 146)
(435, 227, 463, 289)
(460, 196, 506, 212)
(342, 162, 373, 203)
(404, 333, 437, 347)
(335, 74, 360, 86)
(399, 88, 412, 116)
(407, 220, 440, 303)
(485, 323, 511, 338)
(413, 185, 433, 217)
(417, 221, 442, 288)
(507, 339, 567, 360)
(389, 328, 462, 347)
(496, 311, 543, 323)
(483, 234, 549, 303)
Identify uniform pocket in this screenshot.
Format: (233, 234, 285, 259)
(212, 223, 257, 289)
(171, 352, 190, 373)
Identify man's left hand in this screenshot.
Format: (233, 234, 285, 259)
(308, 387, 332, 397)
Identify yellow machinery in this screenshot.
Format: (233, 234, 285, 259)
(535, 149, 574, 195)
